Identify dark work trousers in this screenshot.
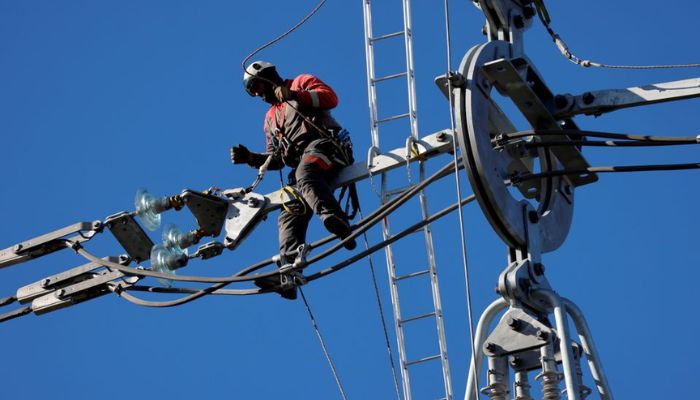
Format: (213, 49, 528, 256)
(278, 138, 348, 261)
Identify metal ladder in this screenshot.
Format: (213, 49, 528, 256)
(362, 1, 453, 399)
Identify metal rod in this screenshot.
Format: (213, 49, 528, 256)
(534, 290, 581, 400)
(564, 299, 614, 400)
(399, 311, 436, 325)
(406, 354, 441, 366)
(394, 269, 430, 281)
(465, 298, 509, 400)
(378, 112, 411, 124)
(374, 72, 408, 83)
(371, 31, 405, 42)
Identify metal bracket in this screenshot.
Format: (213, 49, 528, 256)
(105, 212, 154, 263)
(0, 221, 102, 269)
(16, 256, 128, 304)
(29, 256, 134, 316)
(180, 189, 229, 237)
(222, 190, 267, 250)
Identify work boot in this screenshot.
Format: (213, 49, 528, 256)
(322, 214, 357, 250)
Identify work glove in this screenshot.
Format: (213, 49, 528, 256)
(230, 144, 251, 165)
(274, 85, 296, 103)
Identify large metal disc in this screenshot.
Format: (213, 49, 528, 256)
(454, 41, 575, 253)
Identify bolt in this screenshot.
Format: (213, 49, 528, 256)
(507, 317, 521, 330)
(536, 330, 549, 341)
(247, 198, 260, 208)
(92, 221, 102, 230)
(533, 263, 545, 276)
(42, 278, 51, 287)
(56, 289, 67, 298)
(485, 342, 497, 352)
(13, 244, 23, 253)
(513, 15, 525, 29)
(119, 255, 130, 263)
(436, 131, 448, 142)
(554, 94, 569, 109)
(582, 92, 595, 105)
(528, 211, 539, 224)
(481, 25, 488, 36)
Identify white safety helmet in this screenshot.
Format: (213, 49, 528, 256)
(243, 60, 276, 96)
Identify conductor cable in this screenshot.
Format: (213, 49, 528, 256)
(510, 162, 700, 184)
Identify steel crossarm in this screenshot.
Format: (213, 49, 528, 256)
(552, 77, 700, 119)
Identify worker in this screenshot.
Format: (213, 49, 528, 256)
(230, 60, 356, 272)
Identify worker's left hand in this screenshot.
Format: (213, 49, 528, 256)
(274, 86, 296, 103)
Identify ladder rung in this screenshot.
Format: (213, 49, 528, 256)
(377, 113, 410, 124)
(384, 184, 415, 198)
(405, 354, 441, 367)
(395, 269, 430, 281)
(373, 72, 408, 83)
(394, 269, 430, 281)
(370, 31, 404, 42)
(399, 311, 436, 325)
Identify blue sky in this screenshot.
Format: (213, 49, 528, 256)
(1, 1, 698, 399)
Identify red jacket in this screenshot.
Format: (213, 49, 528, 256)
(263, 74, 342, 168)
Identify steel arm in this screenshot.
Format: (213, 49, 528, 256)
(552, 77, 700, 119)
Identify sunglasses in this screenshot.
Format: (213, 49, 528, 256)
(244, 77, 266, 97)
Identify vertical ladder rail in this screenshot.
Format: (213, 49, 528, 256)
(362, 1, 454, 400)
(363, 0, 380, 149)
(402, 0, 419, 141)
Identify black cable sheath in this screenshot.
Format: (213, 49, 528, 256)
(525, 140, 699, 148)
(511, 163, 700, 183)
(306, 194, 476, 282)
(306, 161, 458, 266)
(0, 306, 32, 323)
(0, 296, 17, 307)
(501, 129, 699, 143)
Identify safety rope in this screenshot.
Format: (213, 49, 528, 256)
(280, 185, 308, 216)
(533, 0, 700, 70)
(443, 0, 481, 398)
(298, 287, 348, 400)
(358, 209, 402, 400)
(241, 0, 328, 71)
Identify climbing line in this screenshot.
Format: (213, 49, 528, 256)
(358, 208, 402, 400)
(533, 0, 700, 70)
(299, 287, 348, 400)
(444, 0, 481, 398)
(242, 0, 328, 71)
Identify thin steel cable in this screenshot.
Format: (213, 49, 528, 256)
(358, 208, 402, 400)
(241, 0, 328, 70)
(443, 0, 481, 398)
(298, 287, 348, 400)
(533, 0, 700, 70)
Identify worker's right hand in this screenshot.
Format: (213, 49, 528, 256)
(230, 144, 251, 165)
